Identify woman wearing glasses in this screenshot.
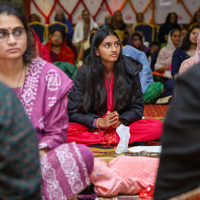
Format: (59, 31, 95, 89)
(46, 29, 75, 64)
(0, 3, 93, 200)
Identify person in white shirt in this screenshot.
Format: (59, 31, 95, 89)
(72, 9, 98, 52)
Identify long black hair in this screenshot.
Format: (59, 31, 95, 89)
(190, 10, 200, 25)
(111, 10, 126, 30)
(0, 2, 34, 64)
(131, 32, 143, 51)
(78, 29, 130, 116)
(165, 12, 178, 24)
(180, 25, 200, 51)
(132, 32, 143, 41)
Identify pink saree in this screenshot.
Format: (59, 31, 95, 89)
(15, 57, 92, 199)
(90, 156, 159, 197)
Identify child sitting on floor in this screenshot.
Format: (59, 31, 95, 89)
(67, 29, 162, 145)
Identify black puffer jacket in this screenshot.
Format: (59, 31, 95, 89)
(68, 55, 143, 129)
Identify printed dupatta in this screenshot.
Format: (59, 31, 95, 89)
(18, 57, 74, 149)
(155, 30, 181, 78)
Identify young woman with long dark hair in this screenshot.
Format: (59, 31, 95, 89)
(68, 29, 162, 145)
(172, 26, 200, 78)
(110, 10, 130, 43)
(179, 31, 200, 75)
(129, 32, 151, 56)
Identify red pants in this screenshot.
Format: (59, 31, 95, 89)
(67, 119, 163, 145)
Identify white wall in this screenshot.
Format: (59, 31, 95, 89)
(30, 0, 200, 24)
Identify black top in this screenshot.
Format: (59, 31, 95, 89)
(158, 23, 181, 44)
(171, 47, 191, 77)
(68, 56, 143, 129)
(151, 49, 160, 71)
(83, 47, 91, 62)
(154, 62, 200, 199)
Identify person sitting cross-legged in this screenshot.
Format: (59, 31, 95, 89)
(67, 29, 162, 145)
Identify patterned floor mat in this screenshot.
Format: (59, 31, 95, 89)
(89, 104, 164, 162)
(78, 194, 140, 200)
(143, 104, 169, 118)
(96, 196, 140, 200)
(90, 142, 160, 162)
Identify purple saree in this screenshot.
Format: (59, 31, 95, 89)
(15, 57, 92, 199)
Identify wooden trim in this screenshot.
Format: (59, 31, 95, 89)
(23, 0, 29, 20)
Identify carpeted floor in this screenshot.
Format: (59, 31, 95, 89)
(89, 141, 160, 162)
(143, 104, 169, 118)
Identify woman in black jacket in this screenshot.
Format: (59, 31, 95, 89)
(67, 29, 162, 145)
(158, 12, 181, 46)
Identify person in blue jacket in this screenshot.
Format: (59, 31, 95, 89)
(123, 45, 163, 103)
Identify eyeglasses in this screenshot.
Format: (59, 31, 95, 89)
(52, 35, 62, 39)
(0, 27, 26, 42)
(82, 13, 90, 17)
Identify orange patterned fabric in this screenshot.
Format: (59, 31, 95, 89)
(46, 37, 75, 65)
(104, 129, 117, 144)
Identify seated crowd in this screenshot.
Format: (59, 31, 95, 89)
(29, 9, 200, 104)
(1, 2, 200, 199)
